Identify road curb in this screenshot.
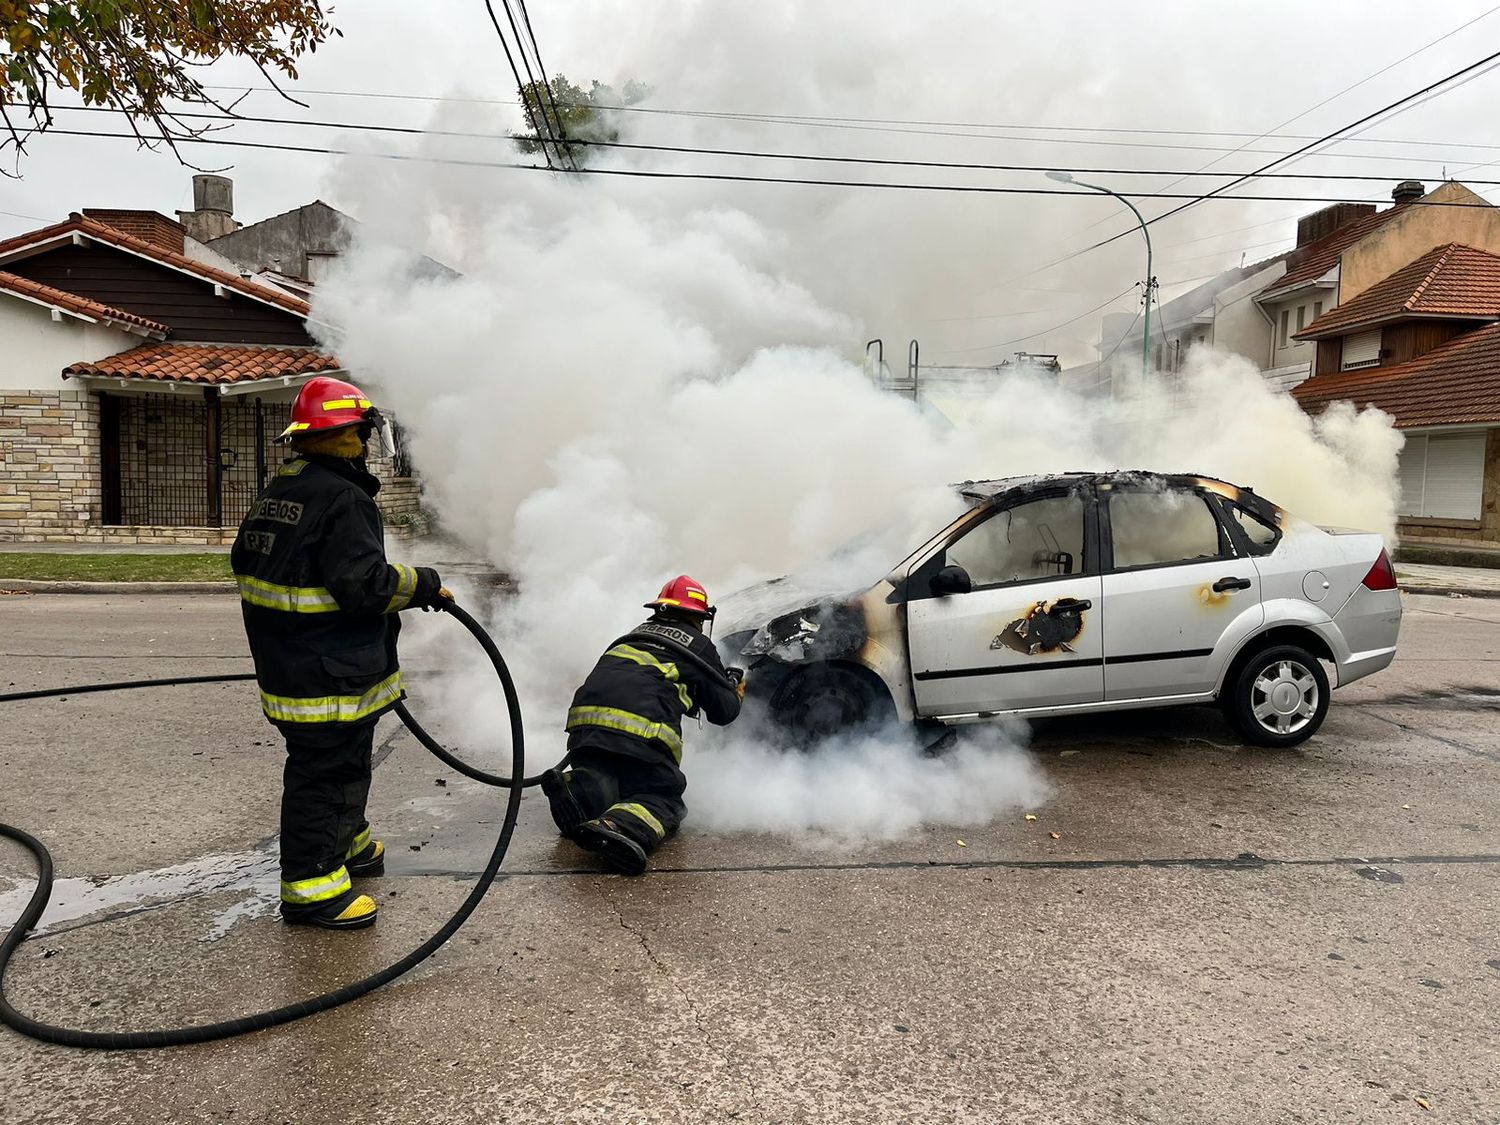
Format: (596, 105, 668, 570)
(0, 579, 236, 595)
(1400, 583, 1500, 600)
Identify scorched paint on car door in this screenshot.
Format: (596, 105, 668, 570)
(907, 489, 1105, 717)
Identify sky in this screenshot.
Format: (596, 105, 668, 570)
(6, 0, 1500, 364)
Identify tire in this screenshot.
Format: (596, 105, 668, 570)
(1222, 643, 1330, 747)
(770, 663, 895, 745)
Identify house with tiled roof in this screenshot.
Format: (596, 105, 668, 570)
(0, 192, 418, 544)
(1291, 242, 1500, 547)
(1255, 180, 1500, 390)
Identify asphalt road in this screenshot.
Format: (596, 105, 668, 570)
(0, 592, 1497, 1124)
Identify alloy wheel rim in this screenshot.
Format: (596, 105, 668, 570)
(1250, 659, 1319, 735)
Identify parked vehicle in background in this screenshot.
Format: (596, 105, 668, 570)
(719, 472, 1402, 747)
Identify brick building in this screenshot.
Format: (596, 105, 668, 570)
(0, 211, 417, 545)
(1291, 242, 1500, 547)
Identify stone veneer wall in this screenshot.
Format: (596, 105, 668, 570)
(1396, 427, 1500, 547)
(0, 389, 102, 541)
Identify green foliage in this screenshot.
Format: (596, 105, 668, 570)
(0, 552, 233, 582)
(0, 0, 338, 165)
(515, 74, 647, 168)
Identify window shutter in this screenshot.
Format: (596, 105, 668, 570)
(1397, 434, 1427, 515)
(1341, 329, 1381, 370)
(1422, 433, 1486, 519)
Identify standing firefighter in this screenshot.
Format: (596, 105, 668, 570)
(543, 576, 745, 875)
(232, 376, 447, 931)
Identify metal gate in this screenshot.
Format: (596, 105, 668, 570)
(101, 392, 291, 527)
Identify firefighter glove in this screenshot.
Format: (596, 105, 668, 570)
(413, 567, 448, 610)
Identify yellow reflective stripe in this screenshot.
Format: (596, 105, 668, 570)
(566, 705, 683, 761)
(235, 574, 340, 614)
(280, 866, 352, 905)
(606, 644, 679, 678)
(321, 397, 371, 411)
(347, 826, 372, 859)
(606, 645, 694, 712)
(260, 670, 405, 725)
(283, 423, 311, 435)
(609, 802, 667, 842)
(384, 564, 418, 613)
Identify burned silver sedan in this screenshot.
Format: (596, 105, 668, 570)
(718, 472, 1402, 747)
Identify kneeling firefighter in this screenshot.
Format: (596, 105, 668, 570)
(543, 576, 746, 874)
(232, 376, 449, 931)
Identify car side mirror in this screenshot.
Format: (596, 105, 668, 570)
(930, 564, 972, 597)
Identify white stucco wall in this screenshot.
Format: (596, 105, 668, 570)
(0, 299, 139, 391)
(1212, 261, 1286, 367)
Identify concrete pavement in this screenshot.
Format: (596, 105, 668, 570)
(1, 592, 1497, 1124)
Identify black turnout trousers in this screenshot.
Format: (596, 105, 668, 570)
(279, 721, 375, 893)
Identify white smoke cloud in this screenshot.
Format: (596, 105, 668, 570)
(312, 12, 1403, 840)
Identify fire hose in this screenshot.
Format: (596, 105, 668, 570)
(0, 599, 527, 1050)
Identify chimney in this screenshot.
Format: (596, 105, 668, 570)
(1296, 202, 1377, 248)
(81, 209, 186, 255)
(176, 174, 239, 242)
(1392, 180, 1425, 206)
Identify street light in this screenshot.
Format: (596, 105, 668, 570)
(1046, 170, 1155, 379)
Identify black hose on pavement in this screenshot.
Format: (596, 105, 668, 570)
(0, 600, 527, 1050)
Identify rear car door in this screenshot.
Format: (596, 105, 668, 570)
(1099, 482, 1265, 701)
(907, 487, 1104, 717)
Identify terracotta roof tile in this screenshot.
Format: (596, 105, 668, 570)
(1294, 243, 1500, 338)
(0, 214, 311, 317)
(1291, 321, 1500, 427)
(0, 271, 170, 336)
(1259, 207, 1403, 298)
(63, 343, 342, 385)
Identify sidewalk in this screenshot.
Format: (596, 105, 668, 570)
(1396, 563, 1500, 598)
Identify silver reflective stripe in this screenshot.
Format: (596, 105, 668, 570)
(260, 670, 405, 725)
(565, 705, 684, 759)
(385, 564, 418, 613)
(235, 574, 340, 614)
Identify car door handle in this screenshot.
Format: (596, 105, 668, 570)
(1052, 597, 1092, 612)
(1212, 577, 1253, 593)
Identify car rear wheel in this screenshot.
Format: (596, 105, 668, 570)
(771, 663, 895, 744)
(1222, 643, 1330, 747)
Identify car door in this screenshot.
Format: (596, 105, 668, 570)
(1099, 482, 1265, 701)
(907, 487, 1104, 717)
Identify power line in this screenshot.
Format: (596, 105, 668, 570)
(977, 43, 1500, 301)
(479, 0, 553, 170)
(40, 127, 1500, 211)
(512, 0, 577, 172)
(197, 81, 1500, 156)
(43, 104, 1500, 185)
(39, 126, 1500, 210)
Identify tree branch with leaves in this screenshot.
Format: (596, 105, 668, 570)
(0, 0, 338, 172)
(515, 73, 646, 169)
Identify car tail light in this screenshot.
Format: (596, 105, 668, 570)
(1362, 549, 1398, 591)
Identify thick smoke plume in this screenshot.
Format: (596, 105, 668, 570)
(312, 25, 1402, 839)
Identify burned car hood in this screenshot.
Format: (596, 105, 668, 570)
(716, 574, 866, 636)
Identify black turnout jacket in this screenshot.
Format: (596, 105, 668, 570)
(230, 454, 439, 729)
(566, 618, 742, 765)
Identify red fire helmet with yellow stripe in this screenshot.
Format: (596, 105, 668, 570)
(278, 376, 377, 441)
(645, 575, 715, 618)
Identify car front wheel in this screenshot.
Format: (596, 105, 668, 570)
(1222, 643, 1330, 747)
(770, 663, 895, 745)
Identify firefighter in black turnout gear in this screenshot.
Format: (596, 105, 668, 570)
(543, 575, 745, 875)
(232, 376, 447, 931)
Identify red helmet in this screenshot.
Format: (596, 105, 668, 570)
(279, 376, 378, 441)
(645, 575, 715, 617)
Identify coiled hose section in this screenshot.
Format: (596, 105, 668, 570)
(0, 600, 524, 1050)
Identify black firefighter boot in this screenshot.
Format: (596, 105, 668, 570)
(573, 811, 654, 876)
